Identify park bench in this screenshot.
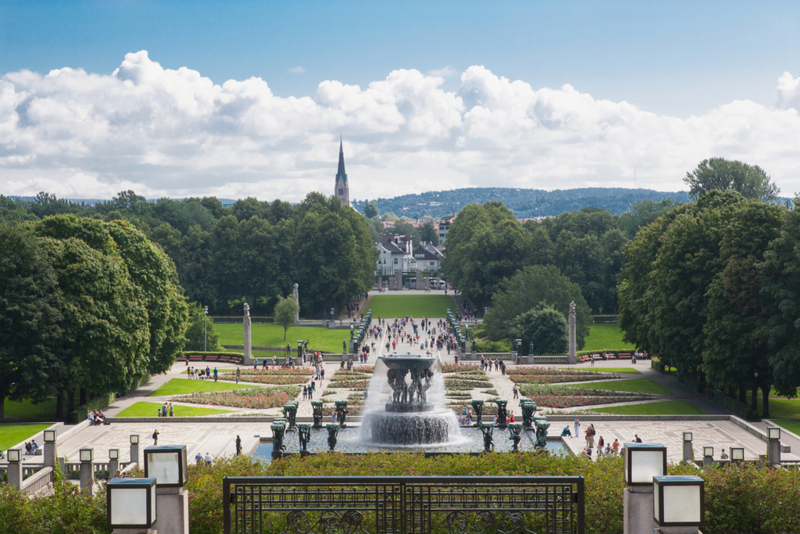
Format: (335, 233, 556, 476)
(578, 355, 591, 363)
(617, 352, 632, 359)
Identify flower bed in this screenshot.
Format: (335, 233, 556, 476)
(441, 363, 486, 374)
(221, 374, 310, 385)
(174, 386, 300, 409)
(508, 366, 616, 384)
(327, 379, 369, 390)
(445, 378, 493, 390)
(519, 384, 651, 408)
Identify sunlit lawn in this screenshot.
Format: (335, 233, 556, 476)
(366, 295, 456, 318)
(587, 378, 673, 395)
(0, 424, 52, 450)
(214, 323, 348, 353)
(4, 398, 58, 421)
(583, 323, 636, 352)
(595, 367, 640, 374)
(115, 402, 235, 417)
(149, 378, 256, 397)
(588, 400, 705, 415)
(774, 420, 800, 436)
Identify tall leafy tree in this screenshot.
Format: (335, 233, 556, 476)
(274, 295, 299, 340)
(511, 305, 569, 356)
(184, 302, 220, 351)
(684, 158, 779, 202)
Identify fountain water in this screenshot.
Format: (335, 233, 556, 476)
(359, 355, 462, 446)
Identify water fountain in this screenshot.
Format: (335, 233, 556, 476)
(360, 355, 461, 446)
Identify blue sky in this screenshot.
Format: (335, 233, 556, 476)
(1, 0, 800, 201)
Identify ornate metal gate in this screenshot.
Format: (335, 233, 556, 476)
(223, 476, 584, 534)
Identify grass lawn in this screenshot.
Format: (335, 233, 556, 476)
(583, 323, 636, 352)
(116, 401, 235, 417)
(0, 423, 51, 450)
(595, 367, 641, 374)
(4, 398, 58, 421)
(774, 420, 800, 436)
(588, 400, 705, 415)
(366, 295, 456, 318)
(587, 378, 673, 395)
(149, 378, 256, 397)
(214, 323, 348, 353)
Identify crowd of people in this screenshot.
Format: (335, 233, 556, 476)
(86, 409, 109, 425)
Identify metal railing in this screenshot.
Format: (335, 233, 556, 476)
(223, 476, 584, 534)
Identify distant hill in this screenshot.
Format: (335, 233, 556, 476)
(8, 196, 239, 207)
(352, 187, 691, 219)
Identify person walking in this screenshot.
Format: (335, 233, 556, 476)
(235, 435, 242, 456)
(152, 429, 160, 446)
(512, 384, 519, 399)
(574, 417, 580, 439)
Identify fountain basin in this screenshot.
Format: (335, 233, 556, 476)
(363, 410, 455, 445)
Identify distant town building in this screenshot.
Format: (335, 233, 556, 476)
(375, 235, 414, 275)
(413, 242, 444, 272)
(334, 136, 350, 207)
(437, 218, 451, 245)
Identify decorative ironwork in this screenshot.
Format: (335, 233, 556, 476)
(223, 476, 585, 534)
(326, 423, 340, 451)
(471, 400, 484, 426)
(297, 424, 311, 453)
(508, 423, 523, 453)
(311, 401, 323, 428)
(479, 422, 494, 452)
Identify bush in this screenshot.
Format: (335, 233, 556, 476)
(475, 339, 511, 352)
(68, 392, 115, 424)
(590, 315, 619, 324)
(651, 358, 665, 373)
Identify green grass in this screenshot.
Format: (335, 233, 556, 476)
(773, 420, 800, 436)
(115, 402, 235, 417)
(366, 295, 456, 318)
(587, 378, 673, 395)
(583, 323, 636, 352)
(0, 423, 52, 450)
(149, 378, 256, 397)
(588, 400, 705, 415)
(758, 396, 800, 420)
(4, 398, 58, 421)
(214, 323, 348, 353)
(594, 367, 640, 374)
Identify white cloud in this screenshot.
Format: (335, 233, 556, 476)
(1, 51, 800, 202)
(426, 66, 457, 78)
(288, 66, 306, 74)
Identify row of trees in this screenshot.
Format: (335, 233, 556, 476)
(0, 216, 188, 421)
(0, 192, 377, 317)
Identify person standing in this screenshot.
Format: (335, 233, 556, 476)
(169, 403, 174, 417)
(236, 367, 241, 384)
(512, 384, 519, 399)
(574, 417, 580, 439)
(213, 367, 218, 382)
(235, 435, 242, 456)
(152, 429, 160, 446)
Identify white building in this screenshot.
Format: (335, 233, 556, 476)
(375, 235, 415, 275)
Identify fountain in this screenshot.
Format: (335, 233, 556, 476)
(360, 355, 461, 446)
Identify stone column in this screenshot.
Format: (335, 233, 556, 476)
(683, 439, 694, 464)
(768, 436, 782, 466)
(109, 458, 119, 477)
(568, 300, 577, 364)
(80, 458, 94, 495)
(243, 302, 252, 365)
(154, 487, 190, 534)
(293, 283, 300, 326)
(7, 454, 22, 490)
(44, 439, 57, 468)
(130, 442, 140, 466)
(623, 487, 657, 534)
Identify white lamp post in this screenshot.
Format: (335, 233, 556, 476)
(6, 449, 22, 490)
(106, 477, 157, 531)
(767, 427, 781, 466)
(7, 448, 21, 462)
(44, 429, 57, 443)
(682, 432, 693, 464)
(79, 448, 95, 494)
(730, 446, 745, 464)
(144, 445, 188, 488)
(130, 434, 140, 465)
(653, 475, 704, 532)
(623, 442, 666, 534)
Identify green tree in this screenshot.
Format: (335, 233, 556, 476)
(684, 158, 779, 203)
(274, 295, 299, 340)
(618, 198, 684, 239)
(483, 265, 591, 349)
(184, 302, 220, 351)
(0, 226, 64, 421)
(511, 305, 569, 355)
(364, 200, 379, 219)
(419, 221, 439, 245)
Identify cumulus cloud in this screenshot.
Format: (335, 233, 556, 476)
(288, 66, 306, 74)
(426, 66, 457, 78)
(1, 51, 799, 202)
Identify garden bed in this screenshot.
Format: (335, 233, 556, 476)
(519, 385, 652, 409)
(174, 386, 300, 409)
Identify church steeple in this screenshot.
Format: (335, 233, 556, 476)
(334, 135, 350, 206)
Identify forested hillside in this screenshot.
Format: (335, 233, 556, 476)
(352, 187, 690, 219)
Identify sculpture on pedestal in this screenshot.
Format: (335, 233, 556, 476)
(271, 421, 286, 459)
(520, 400, 536, 429)
(311, 401, 323, 428)
(508, 423, 523, 452)
(335, 400, 349, 427)
(479, 422, 494, 452)
(297, 424, 311, 453)
(327, 423, 340, 451)
(495, 399, 508, 427)
(471, 399, 484, 426)
(293, 283, 300, 325)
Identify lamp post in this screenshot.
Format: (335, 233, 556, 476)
(203, 306, 208, 353)
(144, 445, 190, 534)
(43, 429, 57, 468)
(682, 431, 693, 464)
(653, 475, 704, 533)
(702, 446, 714, 468)
(106, 477, 157, 533)
(767, 427, 781, 466)
(79, 448, 95, 494)
(730, 446, 745, 464)
(109, 448, 120, 477)
(623, 442, 667, 534)
(6, 449, 22, 490)
(130, 434, 140, 465)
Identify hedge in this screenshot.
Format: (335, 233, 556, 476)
(590, 314, 618, 324)
(212, 316, 274, 324)
(67, 373, 151, 423)
(181, 351, 244, 363)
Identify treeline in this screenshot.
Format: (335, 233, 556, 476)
(0, 216, 187, 420)
(0, 191, 377, 317)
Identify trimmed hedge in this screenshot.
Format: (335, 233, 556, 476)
(212, 316, 274, 324)
(590, 314, 618, 324)
(182, 351, 244, 363)
(68, 373, 151, 423)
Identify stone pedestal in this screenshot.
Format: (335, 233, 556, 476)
(130, 443, 140, 465)
(153, 487, 189, 534)
(655, 528, 702, 534)
(768, 438, 781, 466)
(80, 460, 94, 495)
(683, 441, 693, 464)
(568, 301, 577, 364)
(109, 458, 119, 477)
(623, 487, 656, 534)
(703, 455, 713, 468)
(7, 461, 22, 490)
(44, 441, 57, 468)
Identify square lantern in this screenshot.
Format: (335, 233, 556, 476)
(623, 443, 667, 487)
(130, 434, 139, 445)
(683, 431, 693, 442)
(109, 448, 119, 460)
(106, 477, 157, 529)
(43, 430, 57, 443)
(7, 449, 21, 462)
(703, 446, 714, 458)
(730, 447, 745, 462)
(653, 475, 704, 527)
(80, 448, 94, 462)
(144, 445, 188, 487)
(768, 427, 781, 440)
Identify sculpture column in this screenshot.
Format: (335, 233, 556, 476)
(568, 301, 577, 364)
(243, 302, 252, 365)
(293, 283, 300, 326)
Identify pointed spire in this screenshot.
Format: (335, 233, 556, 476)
(337, 134, 346, 177)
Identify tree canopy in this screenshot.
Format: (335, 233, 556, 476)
(684, 158, 779, 203)
(511, 305, 569, 356)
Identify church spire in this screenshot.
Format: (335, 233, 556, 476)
(337, 134, 346, 178)
(334, 135, 350, 206)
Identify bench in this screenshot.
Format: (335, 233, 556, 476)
(189, 355, 204, 361)
(617, 353, 632, 359)
(578, 355, 591, 363)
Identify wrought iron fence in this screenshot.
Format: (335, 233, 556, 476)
(224, 476, 584, 534)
